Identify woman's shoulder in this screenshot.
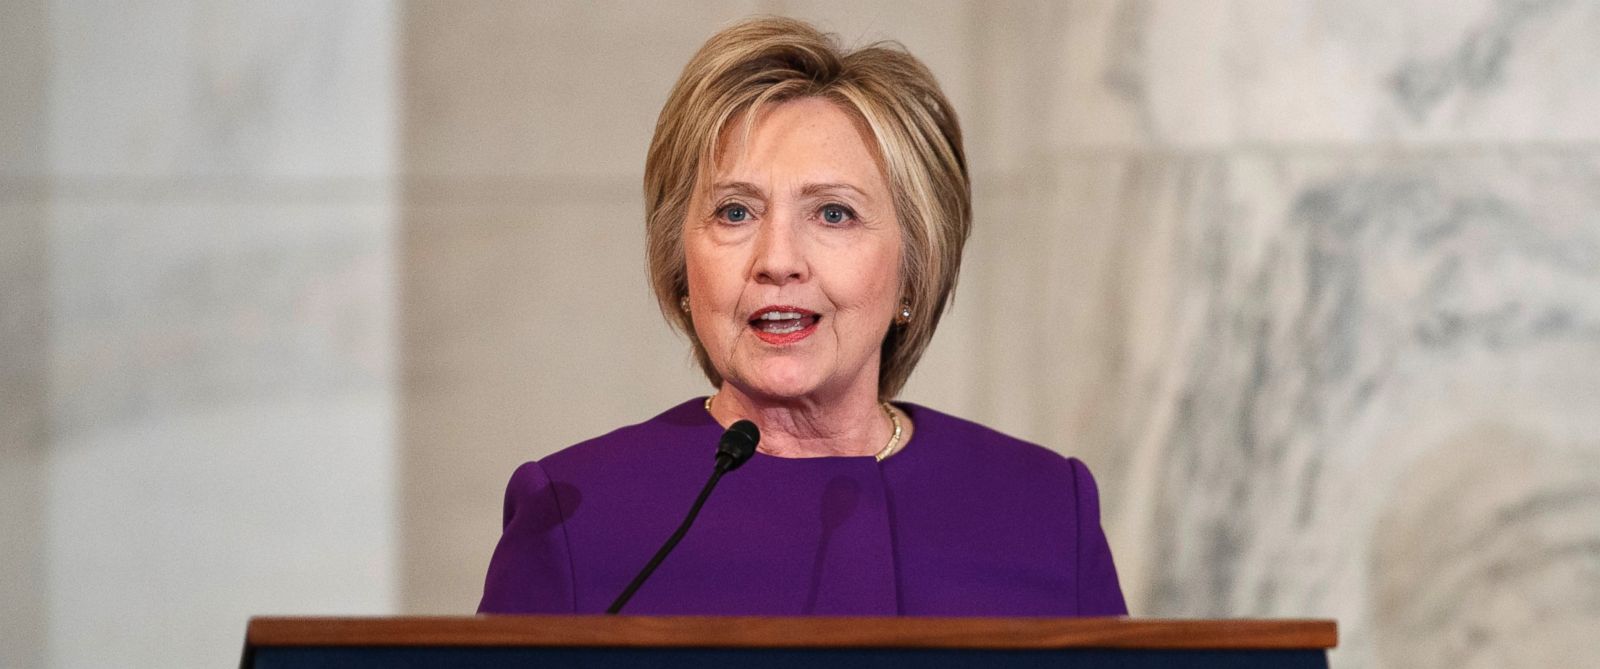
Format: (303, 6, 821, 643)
(895, 403, 1099, 485)
(891, 403, 1108, 527)
(533, 397, 719, 478)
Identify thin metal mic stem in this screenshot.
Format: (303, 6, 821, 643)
(605, 464, 728, 614)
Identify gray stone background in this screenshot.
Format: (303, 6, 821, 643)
(3, 1, 1598, 667)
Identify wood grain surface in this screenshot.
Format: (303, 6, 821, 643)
(247, 616, 1337, 650)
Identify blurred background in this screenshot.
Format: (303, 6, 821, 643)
(4, 1, 1599, 667)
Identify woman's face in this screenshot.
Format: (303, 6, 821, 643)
(684, 97, 901, 404)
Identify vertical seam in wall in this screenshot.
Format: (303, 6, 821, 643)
(3, 1, 54, 666)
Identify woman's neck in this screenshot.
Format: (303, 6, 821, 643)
(707, 384, 897, 458)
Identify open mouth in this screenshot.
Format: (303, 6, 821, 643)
(749, 306, 821, 343)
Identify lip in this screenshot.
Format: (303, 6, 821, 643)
(748, 305, 820, 346)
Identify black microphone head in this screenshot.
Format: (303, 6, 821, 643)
(716, 420, 760, 472)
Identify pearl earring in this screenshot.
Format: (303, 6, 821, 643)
(680, 295, 691, 313)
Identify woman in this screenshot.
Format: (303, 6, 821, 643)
(478, 17, 1126, 617)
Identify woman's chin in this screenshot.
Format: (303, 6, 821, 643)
(725, 353, 872, 403)
(741, 378, 823, 402)
(730, 367, 829, 402)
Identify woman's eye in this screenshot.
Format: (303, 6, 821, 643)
(719, 203, 751, 223)
(820, 204, 853, 225)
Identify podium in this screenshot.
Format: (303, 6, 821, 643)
(242, 615, 1337, 668)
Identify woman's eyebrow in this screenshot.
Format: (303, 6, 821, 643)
(799, 182, 867, 199)
(710, 181, 765, 198)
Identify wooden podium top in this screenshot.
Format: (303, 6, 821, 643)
(246, 615, 1337, 651)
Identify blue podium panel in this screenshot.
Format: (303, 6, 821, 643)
(251, 646, 1328, 669)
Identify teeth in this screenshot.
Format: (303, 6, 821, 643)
(765, 320, 804, 334)
(758, 311, 803, 320)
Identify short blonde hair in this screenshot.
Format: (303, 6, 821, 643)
(645, 16, 970, 399)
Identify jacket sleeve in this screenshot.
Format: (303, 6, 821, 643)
(1069, 457, 1129, 616)
(477, 460, 576, 613)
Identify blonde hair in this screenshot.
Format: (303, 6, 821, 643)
(644, 16, 970, 399)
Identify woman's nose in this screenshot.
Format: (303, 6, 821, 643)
(751, 214, 807, 286)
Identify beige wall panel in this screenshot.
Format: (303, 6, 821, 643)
(0, 2, 50, 667)
(0, 0, 49, 179)
(400, 196, 706, 612)
(403, 0, 765, 181)
(48, 201, 394, 435)
(46, 1, 396, 180)
(18, 1, 402, 664)
(44, 199, 397, 668)
(772, 0, 976, 128)
(0, 199, 49, 669)
(966, 1, 1157, 166)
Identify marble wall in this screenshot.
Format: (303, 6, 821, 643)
(2, 2, 400, 667)
(973, 3, 1600, 666)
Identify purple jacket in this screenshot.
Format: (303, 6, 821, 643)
(478, 398, 1127, 616)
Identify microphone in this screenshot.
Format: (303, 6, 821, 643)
(715, 419, 759, 472)
(606, 420, 759, 614)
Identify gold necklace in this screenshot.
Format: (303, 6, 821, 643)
(705, 394, 905, 461)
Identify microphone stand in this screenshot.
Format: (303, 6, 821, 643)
(605, 465, 729, 614)
(606, 419, 758, 614)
